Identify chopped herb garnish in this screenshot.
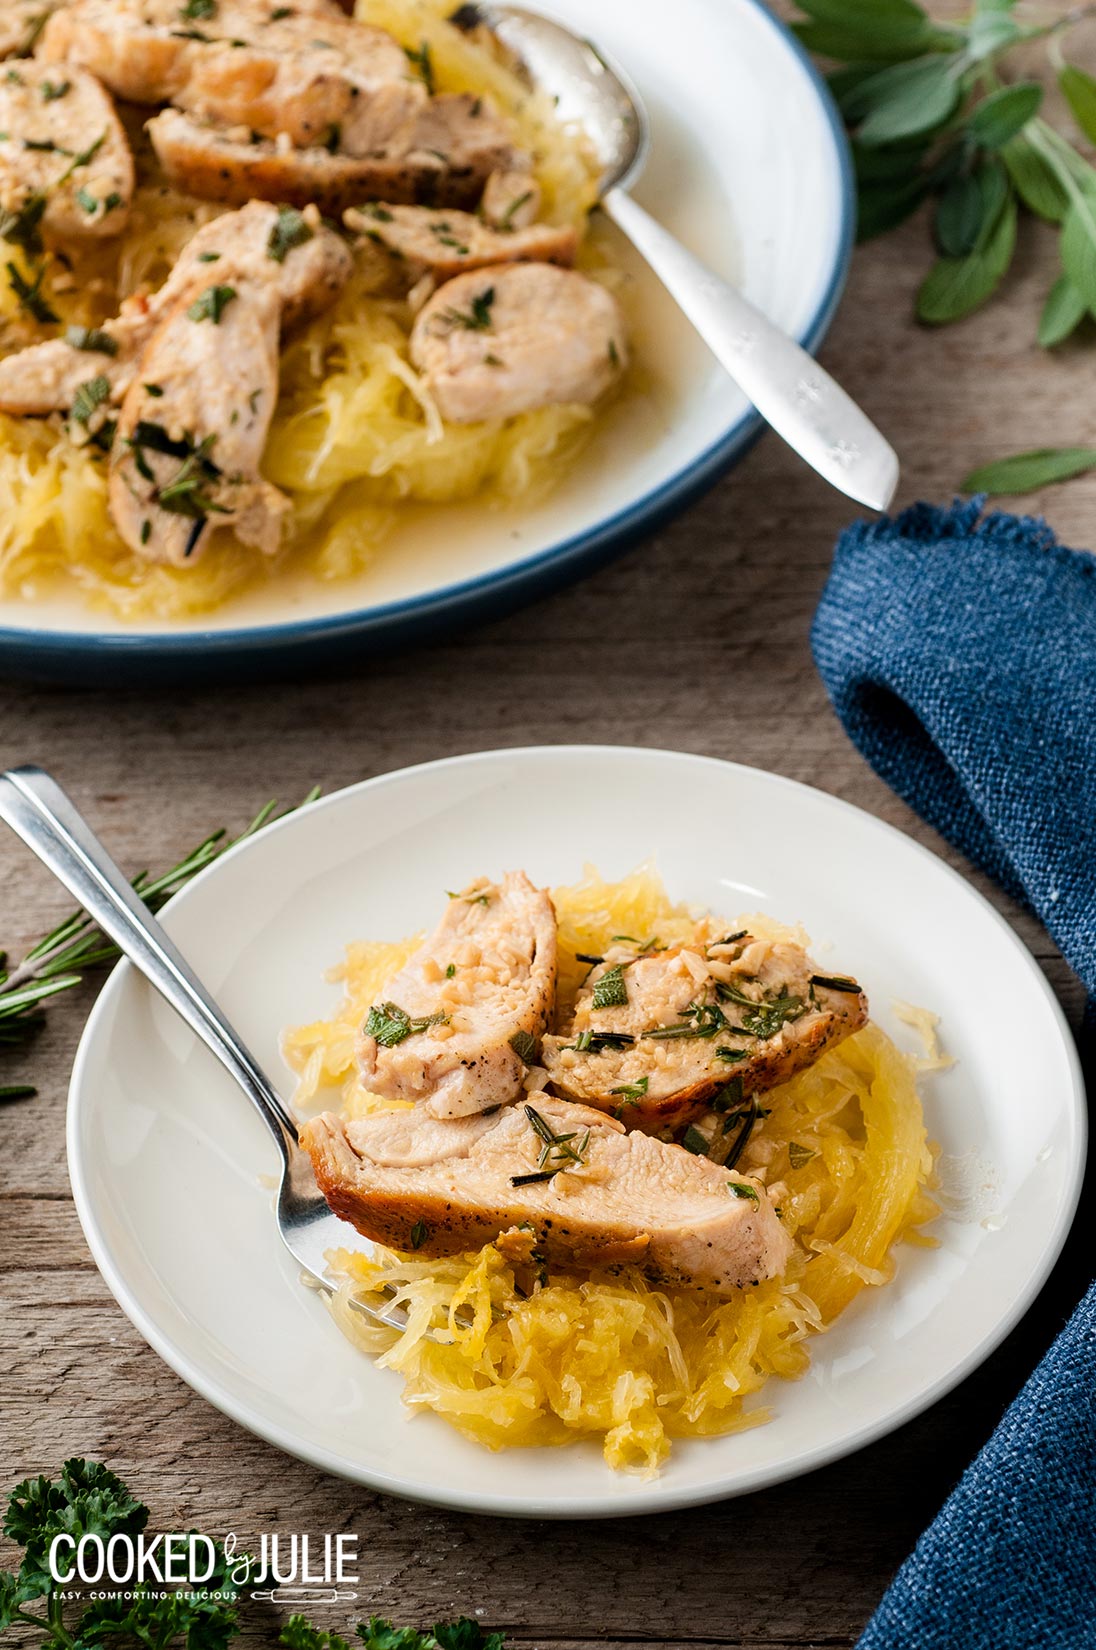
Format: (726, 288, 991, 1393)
(409, 1219, 429, 1250)
(445, 962, 456, 977)
(645, 1001, 728, 1041)
(441, 286, 495, 332)
(508, 1029, 537, 1065)
(270, 3, 294, 15)
(364, 1000, 448, 1047)
(608, 337, 620, 367)
(728, 1181, 759, 1202)
(359, 202, 394, 223)
(682, 1125, 710, 1155)
(140, 520, 151, 545)
(66, 323, 118, 356)
(23, 137, 70, 154)
(591, 965, 627, 1009)
(445, 888, 490, 905)
(187, 284, 237, 323)
(143, 382, 164, 396)
(405, 40, 436, 94)
(41, 79, 71, 102)
(267, 204, 313, 263)
(197, 250, 222, 263)
(715, 1045, 749, 1061)
(562, 1029, 635, 1053)
(711, 1076, 744, 1113)
(71, 375, 111, 427)
(739, 992, 806, 1038)
(322, 122, 341, 154)
(722, 1096, 758, 1170)
(574, 952, 604, 966)
(0, 194, 47, 257)
(182, 0, 218, 14)
(75, 187, 99, 216)
(610, 1075, 649, 1101)
(6, 260, 57, 324)
(511, 1103, 590, 1185)
(808, 973, 861, 993)
(498, 189, 533, 230)
(611, 934, 639, 944)
(788, 1141, 816, 1169)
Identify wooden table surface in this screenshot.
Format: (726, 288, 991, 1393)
(1, 21, 1093, 1645)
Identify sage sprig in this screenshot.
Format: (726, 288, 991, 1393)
(0, 787, 319, 1097)
(795, 0, 1096, 492)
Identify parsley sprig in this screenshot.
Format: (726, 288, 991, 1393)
(0, 1458, 249, 1645)
(282, 1617, 505, 1650)
(796, 0, 1096, 492)
(0, 789, 318, 1096)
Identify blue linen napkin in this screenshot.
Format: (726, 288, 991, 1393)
(811, 498, 1096, 1649)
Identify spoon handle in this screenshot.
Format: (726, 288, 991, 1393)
(0, 765, 297, 1153)
(602, 189, 899, 512)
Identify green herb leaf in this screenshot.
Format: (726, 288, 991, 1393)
(727, 1181, 759, 1202)
(962, 445, 1096, 494)
(409, 1220, 429, 1250)
(268, 204, 314, 263)
(441, 286, 496, 332)
(71, 374, 111, 427)
(682, 1124, 710, 1155)
(1038, 275, 1088, 347)
(1002, 134, 1069, 223)
(281, 1616, 352, 1650)
(966, 81, 1042, 150)
(364, 1001, 447, 1047)
(808, 972, 862, 992)
(934, 162, 1007, 258)
(0, 193, 47, 257)
(917, 192, 1017, 323)
(610, 1075, 649, 1100)
(508, 1029, 537, 1064)
(65, 324, 118, 356)
(845, 53, 966, 149)
(6, 260, 57, 324)
(591, 964, 627, 1009)
(187, 283, 237, 323)
(1061, 63, 1096, 147)
(788, 1141, 817, 1169)
(1060, 180, 1096, 311)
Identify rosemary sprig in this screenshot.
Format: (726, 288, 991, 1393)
(510, 1103, 591, 1185)
(796, 0, 1096, 492)
(0, 787, 320, 1095)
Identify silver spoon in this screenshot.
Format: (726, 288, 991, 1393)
(461, 4, 898, 512)
(0, 765, 407, 1332)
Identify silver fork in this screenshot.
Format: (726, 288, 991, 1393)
(0, 765, 408, 1331)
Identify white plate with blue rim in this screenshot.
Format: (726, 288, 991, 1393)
(0, 0, 853, 683)
(67, 747, 1085, 1517)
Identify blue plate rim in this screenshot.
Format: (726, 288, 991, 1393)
(0, 0, 855, 664)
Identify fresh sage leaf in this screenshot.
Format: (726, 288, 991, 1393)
(966, 82, 1042, 150)
(917, 192, 1017, 322)
(962, 446, 1096, 494)
(1002, 134, 1068, 223)
(1060, 63, 1096, 147)
(847, 53, 967, 148)
(1060, 180, 1096, 311)
(934, 162, 1006, 257)
(1038, 275, 1087, 347)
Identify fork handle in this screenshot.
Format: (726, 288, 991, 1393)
(602, 188, 899, 512)
(0, 766, 297, 1153)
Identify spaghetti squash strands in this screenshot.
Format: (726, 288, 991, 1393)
(287, 869, 939, 1473)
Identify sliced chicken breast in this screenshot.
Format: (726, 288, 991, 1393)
(541, 936, 868, 1132)
(0, 3, 66, 60)
(110, 280, 290, 565)
(345, 202, 576, 284)
(410, 263, 626, 423)
(147, 88, 524, 215)
(481, 167, 541, 230)
(0, 60, 133, 242)
(0, 201, 349, 420)
(39, 0, 426, 156)
(104, 201, 349, 561)
(357, 872, 558, 1119)
(302, 1094, 793, 1294)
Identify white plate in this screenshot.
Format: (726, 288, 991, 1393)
(0, 0, 852, 680)
(68, 748, 1086, 1517)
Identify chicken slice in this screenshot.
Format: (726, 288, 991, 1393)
(0, 60, 133, 243)
(103, 202, 350, 562)
(409, 263, 626, 423)
(481, 167, 541, 230)
(110, 281, 290, 565)
(0, 201, 349, 420)
(541, 936, 869, 1132)
(357, 872, 557, 1120)
(0, 3, 66, 60)
(39, 0, 426, 156)
(302, 1095, 793, 1294)
(345, 202, 576, 284)
(147, 87, 525, 216)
